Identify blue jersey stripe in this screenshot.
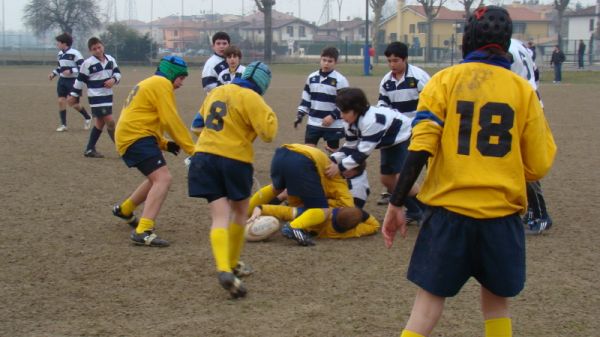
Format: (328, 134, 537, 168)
(89, 95, 113, 105)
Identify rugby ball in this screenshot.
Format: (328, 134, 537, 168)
(245, 216, 281, 242)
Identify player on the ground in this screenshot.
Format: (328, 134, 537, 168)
(69, 37, 121, 158)
(248, 143, 379, 245)
(375, 42, 430, 212)
(381, 7, 556, 337)
(188, 61, 277, 299)
(190, 31, 230, 134)
(48, 32, 92, 132)
(112, 56, 195, 247)
(293, 46, 349, 153)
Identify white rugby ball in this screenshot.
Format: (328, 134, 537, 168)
(245, 216, 281, 242)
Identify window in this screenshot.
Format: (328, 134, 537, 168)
(417, 22, 428, 34)
(409, 24, 415, 34)
(173, 30, 178, 37)
(287, 26, 294, 36)
(513, 22, 526, 34)
(591, 19, 595, 32)
(454, 22, 463, 33)
(359, 27, 366, 37)
(390, 33, 398, 42)
(299, 26, 306, 37)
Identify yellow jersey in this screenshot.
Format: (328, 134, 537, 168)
(195, 84, 278, 163)
(281, 144, 354, 208)
(411, 62, 556, 218)
(115, 75, 194, 156)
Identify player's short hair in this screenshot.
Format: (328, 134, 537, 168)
(224, 45, 242, 59)
(336, 87, 370, 116)
(55, 33, 73, 47)
(462, 5, 512, 58)
(87, 37, 103, 50)
(212, 31, 230, 44)
(321, 46, 339, 61)
(384, 42, 408, 59)
(334, 207, 365, 232)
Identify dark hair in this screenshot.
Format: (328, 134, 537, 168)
(212, 31, 231, 44)
(335, 207, 365, 231)
(224, 45, 242, 59)
(384, 42, 408, 59)
(321, 46, 339, 61)
(336, 88, 370, 116)
(55, 33, 73, 47)
(87, 37, 103, 50)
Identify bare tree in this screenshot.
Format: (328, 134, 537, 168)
(369, 0, 387, 63)
(23, 0, 102, 37)
(416, 0, 448, 62)
(255, 0, 276, 63)
(553, 0, 570, 49)
(458, 0, 484, 19)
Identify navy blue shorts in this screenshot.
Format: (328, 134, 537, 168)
(270, 147, 328, 208)
(380, 140, 408, 175)
(121, 136, 166, 176)
(188, 152, 253, 202)
(407, 206, 526, 298)
(304, 125, 344, 149)
(91, 106, 113, 118)
(57, 77, 76, 98)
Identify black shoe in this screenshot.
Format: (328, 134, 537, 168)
(232, 261, 253, 278)
(112, 205, 139, 229)
(218, 272, 247, 299)
(130, 230, 170, 247)
(84, 149, 104, 158)
(291, 227, 315, 246)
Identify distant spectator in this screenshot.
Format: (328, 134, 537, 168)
(550, 45, 565, 83)
(578, 40, 586, 69)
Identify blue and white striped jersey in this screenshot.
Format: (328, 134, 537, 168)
(52, 48, 84, 79)
(201, 53, 228, 93)
(217, 64, 246, 85)
(71, 54, 121, 107)
(297, 70, 349, 129)
(331, 106, 412, 171)
(377, 64, 430, 120)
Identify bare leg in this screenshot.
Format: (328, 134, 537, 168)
(210, 197, 231, 229)
(139, 166, 172, 220)
(404, 288, 445, 337)
(127, 179, 152, 206)
(481, 286, 509, 320)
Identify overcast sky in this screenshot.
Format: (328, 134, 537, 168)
(3, 0, 599, 31)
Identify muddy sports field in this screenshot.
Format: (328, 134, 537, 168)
(0, 65, 598, 337)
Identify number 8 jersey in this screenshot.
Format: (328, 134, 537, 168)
(410, 60, 556, 218)
(195, 83, 278, 163)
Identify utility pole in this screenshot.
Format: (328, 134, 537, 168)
(364, 0, 370, 75)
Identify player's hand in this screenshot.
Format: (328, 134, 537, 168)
(325, 162, 340, 178)
(48, 73, 55, 81)
(247, 207, 262, 224)
(293, 113, 304, 129)
(382, 204, 408, 248)
(322, 115, 334, 127)
(104, 78, 116, 88)
(166, 141, 180, 156)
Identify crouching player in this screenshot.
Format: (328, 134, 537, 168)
(381, 7, 556, 337)
(188, 62, 277, 299)
(113, 56, 195, 247)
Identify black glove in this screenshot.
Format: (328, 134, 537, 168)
(166, 141, 180, 156)
(293, 112, 305, 129)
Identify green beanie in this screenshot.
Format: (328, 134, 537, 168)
(157, 55, 188, 82)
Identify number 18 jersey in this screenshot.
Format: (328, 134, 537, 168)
(410, 61, 556, 218)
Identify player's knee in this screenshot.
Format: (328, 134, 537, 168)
(106, 120, 116, 131)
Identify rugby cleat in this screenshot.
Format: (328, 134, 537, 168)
(291, 227, 315, 246)
(56, 124, 68, 132)
(218, 272, 247, 299)
(112, 205, 139, 229)
(281, 222, 295, 239)
(233, 261, 254, 278)
(524, 218, 553, 235)
(84, 149, 104, 158)
(130, 230, 170, 247)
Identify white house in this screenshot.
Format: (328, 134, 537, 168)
(565, 6, 599, 41)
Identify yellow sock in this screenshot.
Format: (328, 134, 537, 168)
(290, 208, 326, 230)
(400, 330, 425, 337)
(261, 205, 296, 221)
(210, 228, 231, 272)
(228, 222, 245, 268)
(136, 217, 155, 234)
(120, 198, 137, 216)
(248, 185, 276, 216)
(485, 317, 512, 337)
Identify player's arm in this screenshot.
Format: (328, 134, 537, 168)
(156, 84, 195, 155)
(248, 95, 278, 143)
(70, 61, 90, 98)
(109, 58, 121, 86)
(377, 78, 391, 107)
(72, 52, 84, 75)
(521, 91, 557, 181)
(201, 63, 219, 93)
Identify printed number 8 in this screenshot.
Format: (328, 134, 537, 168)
(205, 101, 227, 131)
(457, 101, 514, 157)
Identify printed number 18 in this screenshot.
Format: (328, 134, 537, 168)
(456, 101, 514, 157)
